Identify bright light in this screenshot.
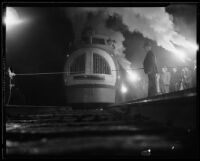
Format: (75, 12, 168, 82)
(170, 47, 188, 63)
(4, 7, 23, 28)
(127, 70, 140, 82)
(121, 84, 128, 94)
(175, 50, 186, 62)
(182, 40, 199, 52)
(172, 42, 198, 63)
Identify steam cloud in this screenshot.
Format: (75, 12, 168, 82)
(65, 7, 198, 69)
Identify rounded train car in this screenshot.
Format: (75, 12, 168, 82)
(64, 33, 120, 108)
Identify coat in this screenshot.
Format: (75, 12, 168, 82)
(143, 51, 158, 75)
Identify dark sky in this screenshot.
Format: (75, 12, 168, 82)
(4, 6, 197, 105)
(6, 7, 74, 105)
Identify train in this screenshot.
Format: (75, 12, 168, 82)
(64, 31, 123, 107)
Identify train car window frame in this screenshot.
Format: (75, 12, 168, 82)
(93, 53, 111, 75)
(69, 53, 86, 75)
(92, 37, 106, 45)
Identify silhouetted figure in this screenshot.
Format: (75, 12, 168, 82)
(191, 64, 196, 88)
(160, 66, 171, 94)
(181, 67, 192, 90)
(7, 67, 16, 104)
(143, 41, 158, 97)
(170, 67, 182, 92)
(6, 67, 26, 105)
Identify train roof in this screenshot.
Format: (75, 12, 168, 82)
(70, 34, 117, 54)
(88, 34, 114, 41)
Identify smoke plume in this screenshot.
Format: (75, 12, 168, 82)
(65, 7, 198, 69)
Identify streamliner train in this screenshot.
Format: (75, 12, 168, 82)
(64, 32, 122, 107)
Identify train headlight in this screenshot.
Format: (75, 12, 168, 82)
(127, 71, 140, 82)
(121, 84, 128, 94)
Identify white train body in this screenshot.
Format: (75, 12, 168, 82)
(64, 34, 119, 106)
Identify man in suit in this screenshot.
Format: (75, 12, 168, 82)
(143, 41, 158, 97)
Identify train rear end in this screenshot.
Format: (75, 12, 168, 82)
(64, 34, 119, 108)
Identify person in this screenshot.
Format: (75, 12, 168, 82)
(8, 67, 16, 79)
(169, 67, 182, 92)
(191, 63, 196, 88)
(143, 41, 158, 97)
(181, 67, 192, 90)
(6, 67, 26, 105)
(7, 67, 16, 104)
(160, 66, 171, 94)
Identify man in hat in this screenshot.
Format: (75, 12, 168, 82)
(143, 41, 158, 97)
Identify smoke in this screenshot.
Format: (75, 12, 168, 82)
(166, 5, 197, 44)
(107, 7, 198, 61)
(65, 7, 131, 70)
(65, 7, 198, 69)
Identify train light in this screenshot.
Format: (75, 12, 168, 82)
(121, 84, 128, 94)
(127, 70, 140, 82)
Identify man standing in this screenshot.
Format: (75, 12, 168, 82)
(192, 63, 196, 88)
(143, 41, 158, 97)
(160, 66, 171, 94)
(181, 67, 192, 90)
(170, 67, 181, 92)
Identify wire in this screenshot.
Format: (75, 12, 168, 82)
(5, 104, 70, 108)
(15, 66, 191, 76)
(16, 71, 67, 76)
(13, 65, 191, 77)
(15, 69, 144, 76)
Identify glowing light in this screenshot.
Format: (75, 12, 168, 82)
(188, 42, 199, 52)
(170, 47, 188, 63)
(175, 50, 186, 62)
(121, 84, 128, 94)
(179, 40, 199, 53)
(170, 40, 198, 63)
(127, 70, 140, 82)
(4, 7, 23, 28)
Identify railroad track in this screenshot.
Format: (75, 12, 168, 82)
(4, 89, 198, 158)
(5, 108, 198, 158)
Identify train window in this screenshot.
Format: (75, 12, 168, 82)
(70, 54, 86, 75)
(92, 37, 105, 45)
(93, 53, 111, 75)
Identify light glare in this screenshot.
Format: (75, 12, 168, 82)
(127, 70, 140, 82)
(4, 7, 22, 28)
(121, 84, 128, 94)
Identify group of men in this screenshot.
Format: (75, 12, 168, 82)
(158, 66, 194, 94)
(143, 41, 196, 97)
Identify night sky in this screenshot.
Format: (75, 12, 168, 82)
(6, 7, 73, 105)
(4, 5, 198, 105)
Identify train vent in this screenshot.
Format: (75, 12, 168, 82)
(93, 53, 111, 74)
(70, 54, 86, 75)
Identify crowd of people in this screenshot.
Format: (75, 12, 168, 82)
(158, 66, 196, 95)
(143, 40, 196, 98)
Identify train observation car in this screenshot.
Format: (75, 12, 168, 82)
(64, 32, 120, 107)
